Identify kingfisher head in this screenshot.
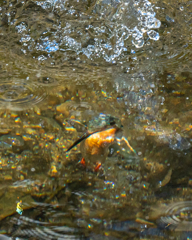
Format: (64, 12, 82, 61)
(88, 113, 122, 131)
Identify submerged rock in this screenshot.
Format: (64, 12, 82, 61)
(0, 135, 24, 152)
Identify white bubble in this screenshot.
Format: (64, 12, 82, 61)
(147, 30, 160, 40)
(132, 27, 143, 40)
(132, 38, 144, 48)
(180, 6, 184, 11)
(146, 16, 161, 29)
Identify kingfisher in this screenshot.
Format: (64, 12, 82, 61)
(65, 114, 136, 172)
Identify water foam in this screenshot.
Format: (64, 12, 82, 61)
(12, 0, 161, 63)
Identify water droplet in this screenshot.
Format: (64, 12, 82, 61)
(131, 49, 135, 54)
(132, 38, 144, 48)
(14, 0, 162, 62)
(16, 22, 27, 33)
(146, 16, 161, 29)
(166, 15, 175, 23)
(147, 30, 160, 40)
(180, 6, 184, 11)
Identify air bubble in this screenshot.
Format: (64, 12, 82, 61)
(146, 16, 161, 29)
(132, 38, 144, 48)
(15, 0, 161, 63)
(147, 30, 159, 40)
(180, 6, 184, 11)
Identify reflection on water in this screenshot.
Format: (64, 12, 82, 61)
(9, 215, 81, 239)
(159, 201, 192, 231)
(0, 0, 192, 239)
(0, 80, 47, 110)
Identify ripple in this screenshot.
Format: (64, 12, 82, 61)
(0, 80, 47, 111)
(159, 201, 192, 231)
(10, 212, 82, 240)
(37, 76, 58, 86)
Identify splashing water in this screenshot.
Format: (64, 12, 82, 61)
(2, 0, 161, 63)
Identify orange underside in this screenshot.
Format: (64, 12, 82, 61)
(79, 128, 117, 170)
(83, 127, 117, 155)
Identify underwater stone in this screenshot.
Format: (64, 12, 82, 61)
(0, 135, 24, 151)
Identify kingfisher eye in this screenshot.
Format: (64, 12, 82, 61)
(109, 120, 116, 126)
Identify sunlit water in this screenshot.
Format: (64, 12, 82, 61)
(0, 0, 192, 239)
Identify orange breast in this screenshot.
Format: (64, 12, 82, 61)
(82, 128, 117, 156)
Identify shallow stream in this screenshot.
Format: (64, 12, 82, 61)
(0, 0, 192, 239)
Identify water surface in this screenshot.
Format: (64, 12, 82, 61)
(0, 0, 192, 239)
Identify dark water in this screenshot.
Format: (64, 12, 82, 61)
(0, 0, 192, 239)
